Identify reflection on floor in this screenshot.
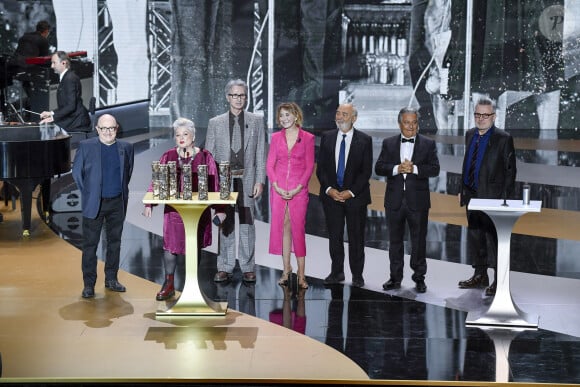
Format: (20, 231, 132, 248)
(37, 130, 580, 385)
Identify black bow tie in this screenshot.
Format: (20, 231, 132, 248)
(401, 137, 415, 143)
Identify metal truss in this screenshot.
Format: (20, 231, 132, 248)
(97, 0, 117, 107)
(95, 0, 171, 114)
(148, 0, 172, 114)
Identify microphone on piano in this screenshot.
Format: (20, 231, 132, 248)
(8, 103, 25, 124)
(22, 109, 41, 116)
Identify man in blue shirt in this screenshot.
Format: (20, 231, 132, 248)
(458, 97, 516, 296)
(72, 114, 134, 298)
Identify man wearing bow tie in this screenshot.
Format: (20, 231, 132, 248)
(375, 107, 440, 293)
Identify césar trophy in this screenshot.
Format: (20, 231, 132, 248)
(219, 161, 231, 200)
(158, 163, 169, 200)
(197, 164, 208, 200)
(151, 161, 160, 199)
(167, 161, 178, 199)
(181, 164, 193, 200)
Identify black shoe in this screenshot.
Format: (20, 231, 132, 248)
(415, 280, 427, 293)
(352, 278, 365, 288)
(458, 273, 489, 289)
(382, 279, 401, 290)
(323, 272, 345, 285)
(485, 281, 496, 296)
(105, 280, 126, 292)
(82, 286, 95, 298)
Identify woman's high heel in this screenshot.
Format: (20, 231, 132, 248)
(298, 275, 309, 289)
(278, 270, 292, 286)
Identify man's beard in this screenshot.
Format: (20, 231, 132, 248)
(336, 121, 350, 132)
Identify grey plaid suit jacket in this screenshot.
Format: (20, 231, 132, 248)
(205, 110, 266, 207)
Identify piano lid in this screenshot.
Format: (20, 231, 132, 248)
(24, 51, 88, 65)
(0, 123, 71, 179)
(0, 123, 70, 142)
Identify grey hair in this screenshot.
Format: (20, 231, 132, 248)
(172, 117, 196, 136)
(351, 105, 358, 118)
(339, 103, 358, 118)
(224, 79, 248, 98)
(397, 107, 420, 124)
(474, 96, 496, 112)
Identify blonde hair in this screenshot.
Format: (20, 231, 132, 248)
(276, 102, 304, 127)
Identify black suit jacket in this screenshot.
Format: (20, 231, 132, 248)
(15, 31, 49, 57)
(316, 128, 373, 208)
(72, 137, 134, 219)
(460, 126, 516, 206)
(11, 31, 50, 75)
(375, 133, 440, 211)
(53, 70, 91, 132)
(14, 31, 49, 68)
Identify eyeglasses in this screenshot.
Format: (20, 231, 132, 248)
(98, 126, 117, 132)
(228, 94, 247, 100)
(474, 113, 495, 119)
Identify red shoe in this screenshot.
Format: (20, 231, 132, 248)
(156, 274, 175, 300)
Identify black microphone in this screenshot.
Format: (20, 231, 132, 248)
(501, 189, 508, 206)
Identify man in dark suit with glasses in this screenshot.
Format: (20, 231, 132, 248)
(457, 96, 517, 297)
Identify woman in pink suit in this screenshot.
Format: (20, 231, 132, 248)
(267, 103, 315, 289)
(143, 118, 220, 300)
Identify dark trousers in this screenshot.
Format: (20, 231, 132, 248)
(466, 208, 497, 274)
(81, 196, 125, 287)
(463, 189, 497, 275)
(387, 197, 429, 283)
(221, 177, 253, 237)
(323, 200, 367, 280)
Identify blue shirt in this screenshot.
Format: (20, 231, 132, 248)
(100, 141, 122, 198)
(463, 127, 493, 190)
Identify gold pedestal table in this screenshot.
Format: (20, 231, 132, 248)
(142, 192, 237, 316)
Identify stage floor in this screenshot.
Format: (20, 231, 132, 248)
(0, 207, 367, 382)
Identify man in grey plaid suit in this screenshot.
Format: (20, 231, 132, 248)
(205, 79, 266, 283)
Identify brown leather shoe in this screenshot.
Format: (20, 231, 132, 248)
(485, 281, 496, 296)
(213, 271, 231, 282)
(242, 272, 256, 283)
(458, 273, 489, 288)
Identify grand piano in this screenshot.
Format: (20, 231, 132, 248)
(0, 123, 71, 236)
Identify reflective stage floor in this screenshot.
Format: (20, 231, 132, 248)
(1, 129, 579, 385)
